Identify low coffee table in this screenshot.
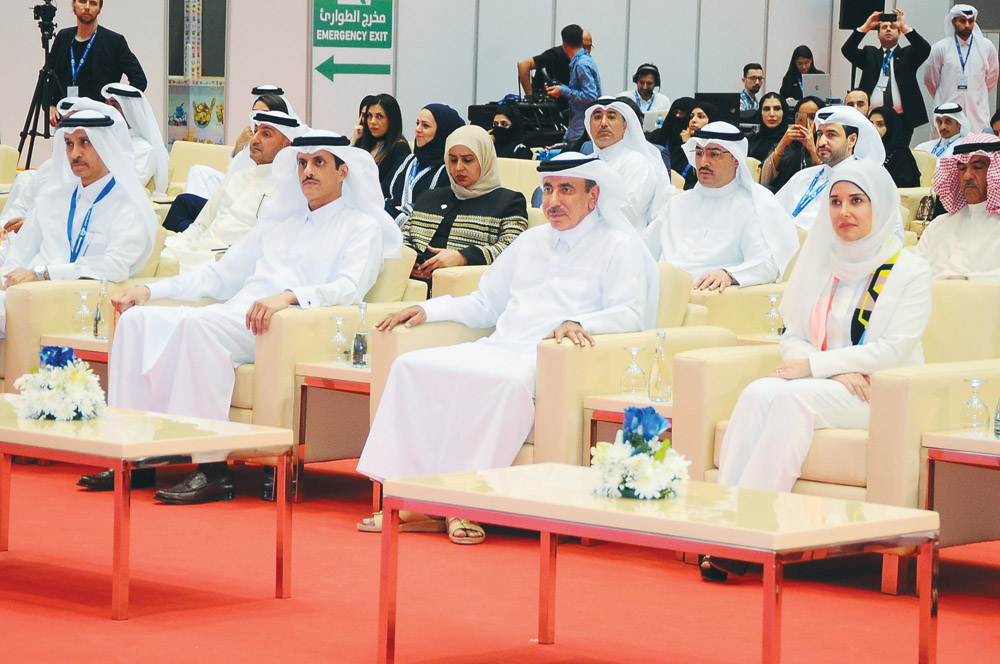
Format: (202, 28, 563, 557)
(0, 395, 293, 619)
(378, 463, 939, 664)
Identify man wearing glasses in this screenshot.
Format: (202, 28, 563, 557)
(740, 64, 764, 111)
(643, 122, 798, 292)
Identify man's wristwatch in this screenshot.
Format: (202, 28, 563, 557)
(32, 265, 50, 281)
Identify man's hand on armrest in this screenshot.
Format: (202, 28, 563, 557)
(693, 269, 736, 292)
(4, 217, 25, 233)
(246, 291, 298, 335)
(374, 305, 427, 332)
(544, 320, 595, 347)
(112, 285, 152, 314)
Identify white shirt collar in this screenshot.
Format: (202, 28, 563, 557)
(78, 172, 115, 202)
(306, 196, 347, 224)
(551, 210, 598, 251)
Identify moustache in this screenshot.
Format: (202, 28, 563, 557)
(301, 176, 319, 184)
(698, 166, 713, 174)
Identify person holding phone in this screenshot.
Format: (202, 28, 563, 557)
(759, 96, 824, 191)
(841, 8, 931, 144)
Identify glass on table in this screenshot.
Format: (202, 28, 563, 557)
(73, 290, 93, 337)
(961, 378, 990, 431)
(329, 316, 350, 363)
(621, 346, 647, 397)
(763, 293, 782, 338)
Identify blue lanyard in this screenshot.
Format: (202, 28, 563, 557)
(67, 177, 115, 262)
(792, 170, 828, 218)
(955, 34, 973, 72)
(405, 159, 431, 190)
(70, 32, 97, 85)
(797, 76, 804, 94)
(931, 137, 957, 157)
(881, 48, 893, 75)
(634, 90, 653, 113)
(741, 90, 755, 109)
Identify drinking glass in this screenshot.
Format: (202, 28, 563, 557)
(961, 378, 990, 430)
(73, 290, 93, 337)
(329, 316, 350, 363)
(621, 346, 647, 397)
(763, 294, 782, 338)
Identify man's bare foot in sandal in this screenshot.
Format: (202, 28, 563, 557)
(446, 517, 485, 545)
(357, 510, 445, 533)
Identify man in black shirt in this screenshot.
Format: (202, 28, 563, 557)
(46, 0, 146, 126)
(517, 28, 592, 96)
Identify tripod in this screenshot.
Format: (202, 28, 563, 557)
(18, 29, 59, 170)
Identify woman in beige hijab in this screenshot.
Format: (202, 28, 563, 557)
(402, 125, 528, 286)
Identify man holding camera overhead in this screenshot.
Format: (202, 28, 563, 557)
(45, 0, 146, 126)
(841, 8, 930, 144)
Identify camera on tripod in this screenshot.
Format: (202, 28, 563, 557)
(34, 0, 58, 42)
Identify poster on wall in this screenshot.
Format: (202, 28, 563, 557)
(310, 0, 394, 136)
(166, 0, 227, 146)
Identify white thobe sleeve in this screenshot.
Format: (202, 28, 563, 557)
(807, 259, 932, 378)
(2, 212, 44, 277)
(986, 44, 999, 93)
(47, 202, 153, 282)
(779, 326, 818, 361)
(726, 220, 780, 287)
(419, 240, 521, 328)
(147, 222, 264, 302)
(290, 222, 383, 308)
(641, 214, 664, 259)
(924, 44, 944, 97)
(132, 139, 155, 189)
(619, 159, 656, 229)
(572, 240, 648, 333)
(176, 175, 231, 245)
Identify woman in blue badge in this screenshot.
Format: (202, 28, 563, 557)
(779, 45, 825, 102)
(702, 160, 932, 581)
(384, 103, 465, 225)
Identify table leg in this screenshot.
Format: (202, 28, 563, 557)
(293, 382, 308, 503)
(925, 458, 936, 510)
(917, 539, 939, 664)
(111, 460, 131, 620)
(378, 505, 400, 664)
(539, 531, 557, 644)
(0, 452, 10, 552)
(761, 556, 782, 664)
(276, 454, 292, 599)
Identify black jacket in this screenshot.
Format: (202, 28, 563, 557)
(46, 25, 146, 107)
(840, 29, 931, 129)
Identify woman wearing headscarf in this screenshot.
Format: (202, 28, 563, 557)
(402, 125, 527, 289)
(747, 92, 789, 164)
(490, 104, 533, 160)
(779, 45, 825, 101)
(760, 96, 825, 191)
(869, 106, 921, 188)
(651, 97, 695, 170)
(353, 94, 411, 192)
(384, 103, 465, 224)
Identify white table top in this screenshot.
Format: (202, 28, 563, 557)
(923, 428, 1000, 456)
(583, 393, 672, 416)
(384, 463, 938, 552)
(295, 361, 371, 384)
(0, 395, 290, 460)
(40, 333, 110, 354)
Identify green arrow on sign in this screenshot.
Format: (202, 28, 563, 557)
(315, 56, 390, 82)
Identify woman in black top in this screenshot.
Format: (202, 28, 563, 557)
(760, 96, 825, 192)
(490, 104, 533, 160)
(869, 106, 921, 188)
(384, 103, 465, 223)
(353, 94, 412, 195)
(747, 92, 789, 163)
(778, 45, 824, 101)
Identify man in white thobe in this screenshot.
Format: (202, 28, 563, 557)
(356, 153, 659, 543)
(584, 97, 673, 230)
(644, 122, 799, 292)
(0, 108, 157, 336)
(914, 103, 970, 158)
(618, 64, 670, 114)
(81, 131, 403, 503)
(776, 106, 885, 231)
(924, 5, 999, 138)
(915, 133, 1000, 281)
(102, 83, 169, 194)
(160, 110, 305, 272)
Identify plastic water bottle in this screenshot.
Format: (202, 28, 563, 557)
(93, 280, 109, 340)
(352, 303, 369, 367)
(648, 331, 671, 402)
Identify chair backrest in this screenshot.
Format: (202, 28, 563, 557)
(527, 207, 547, 227)
(911, 150, 937, 188)
(924, 280, 1000, 363)
(655, 262, 694, 328)
(135, 226, 170, 278)
(670, 169, 685, 189)
(497, 157, 540, 204)
(0, 145, 19, 185)
(167, 141, 234, 193)
(364, 246, 418, 302)
(780, 227, 809, 282)
(746, 157, 761, 183)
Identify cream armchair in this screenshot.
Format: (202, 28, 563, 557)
(670, 279, 1000, 592)
(164, 141, 235, 199)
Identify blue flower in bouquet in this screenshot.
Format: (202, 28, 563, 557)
(39, 346, 76, 368)
(621, 406, 670, 447)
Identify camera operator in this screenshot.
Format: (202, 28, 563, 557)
(45, 0, 146, 127)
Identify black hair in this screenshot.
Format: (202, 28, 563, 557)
(743, 63, 763, 78)
(784, 45, 820, 79)
(254, 93, 288, 115)
(846, 88, 870, 103)
(355, 93, 406, 163)
(613, 95, 645, 122)
(561, 24, 584, 48)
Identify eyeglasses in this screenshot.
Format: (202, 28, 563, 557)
(492, 121, 512, 129)
(745, 76, 764, 83)
(694, 148, 728, 160)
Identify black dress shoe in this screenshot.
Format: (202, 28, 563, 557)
(699, 555, 729, 582)
(261, 466, 276, 502)
(154, 469, 235, 505)
(78, 468, 156, 491)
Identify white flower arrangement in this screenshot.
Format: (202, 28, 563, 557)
(592, 406, 690, 500)
(13, 347, 106, 421)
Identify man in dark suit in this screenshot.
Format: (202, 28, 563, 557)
(841, 9, 930, 144)
(46, 0, 146, 126)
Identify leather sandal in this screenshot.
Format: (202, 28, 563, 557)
(356, 511, 446, 534)
(446, 517, 485, 545)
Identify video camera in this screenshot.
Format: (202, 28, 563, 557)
(34, 0, 57, 43)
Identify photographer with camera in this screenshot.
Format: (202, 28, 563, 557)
(44, 0, 146, 127)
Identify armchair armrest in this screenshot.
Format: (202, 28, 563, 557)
(534, 326, 737, 465)
(671, 344, 782, 479)
(431, 265, 489, 298)
(369, 321, 493, 423)
(688, 284, 787, 335)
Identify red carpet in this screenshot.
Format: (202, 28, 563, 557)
(1, 460, 999, 663)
